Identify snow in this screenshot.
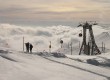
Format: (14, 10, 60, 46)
(0, 23, 110, 80)
(0, 52, 110, 80)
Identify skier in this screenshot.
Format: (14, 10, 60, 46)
(30, 43, 33, 53)
(25, 42, 30, 53)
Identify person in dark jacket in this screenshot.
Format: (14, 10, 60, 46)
(25, 42, 29, 53)
(30, 44, 33, 53)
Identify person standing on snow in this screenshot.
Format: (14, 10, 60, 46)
(30, 43, 33, 53)
(25, 42, 30, 53)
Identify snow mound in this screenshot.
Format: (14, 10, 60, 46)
(36, 52, 66, 58)
(0, 50, 8, 53)
(51, 52, 66, 58)
(67, 53, 110, 67)
(87, 59, 100, 66)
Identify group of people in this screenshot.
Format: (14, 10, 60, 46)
(25, 42, 33, 53)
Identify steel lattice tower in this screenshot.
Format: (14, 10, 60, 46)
(78, 22, 101, 55)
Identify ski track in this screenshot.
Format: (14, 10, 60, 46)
(0, 54, 18, 62)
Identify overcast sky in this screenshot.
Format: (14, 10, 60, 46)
(0, 0, 110, 26)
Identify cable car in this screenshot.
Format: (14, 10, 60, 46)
(60, 40, 63, 44)
(93, 21, 97, 25)
(49, 45, 51, 48)
(79, 33, 82, 37)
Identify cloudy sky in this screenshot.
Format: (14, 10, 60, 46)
(0, 0, 110, 26)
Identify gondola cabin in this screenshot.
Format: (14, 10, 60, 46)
(79, 33, 82, 37)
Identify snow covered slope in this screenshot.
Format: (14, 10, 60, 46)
(0, 51, 110, 80)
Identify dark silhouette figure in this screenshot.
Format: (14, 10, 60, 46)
(25, 42, 29, 52)
(30, 44, 33, 53)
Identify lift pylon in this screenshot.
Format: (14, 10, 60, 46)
(78, 22, 101, 55)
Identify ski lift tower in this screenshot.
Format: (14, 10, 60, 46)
(78, 21, 101, 55)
